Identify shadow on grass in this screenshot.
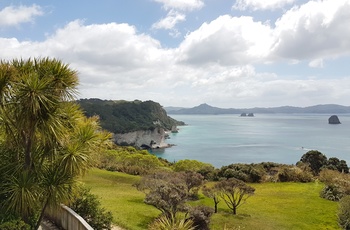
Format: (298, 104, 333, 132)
(127, 197, 145, 204)
(221, 211, 252, 220)
(136, 214, 155, 229)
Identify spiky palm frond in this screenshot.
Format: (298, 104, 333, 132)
(1, 170, 40, 220)
(148, 214, 195, 230)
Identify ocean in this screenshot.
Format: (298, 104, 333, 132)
(152, 114, 350, 168)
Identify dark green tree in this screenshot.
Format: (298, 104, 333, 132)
(326, 157, 349, 173)
(300, 150, 328, 175)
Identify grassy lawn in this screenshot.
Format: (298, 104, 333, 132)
(194, 182, 340, 230)
(81, 168, 340, 230)
(80, 168, 160, 230)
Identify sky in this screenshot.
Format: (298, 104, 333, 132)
(1, 0, 350, 108)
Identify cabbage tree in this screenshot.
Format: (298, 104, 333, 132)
(0, 58, 111, 228)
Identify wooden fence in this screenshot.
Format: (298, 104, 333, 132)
(45, 204, 93, 230)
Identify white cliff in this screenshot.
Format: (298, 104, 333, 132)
(113, 127, 170, 149)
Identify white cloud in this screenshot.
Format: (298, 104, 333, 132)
(0, 20, 174, 87)
(152, 10, 186, 30)
(153, 0, 204, 11)
(152, 0, 203, 35)
(177, 15, 273, 66)
(176, 0, 350, 66)
(309, 58, 324, 68)
(0, 4, 43, 27)
(271, 0, 350, 61)
(233, 0, 295, 11)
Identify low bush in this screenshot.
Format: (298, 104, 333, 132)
(172, 159, 216, 180)
(320, 184, 343, 201)
(188, 205, 214, 230)
(218, 164, 265, 183)
(338, 195, 350, 229)
(98, 148, 164, 175)
(69, 186, 113, 230)
(0, 219, 30, 230)
(319, 169, 350, 201)
(276, 166, 313, 183)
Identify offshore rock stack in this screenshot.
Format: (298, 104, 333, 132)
(328, 115, 341, 124)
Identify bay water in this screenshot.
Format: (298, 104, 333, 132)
(152, 114, 350, 168)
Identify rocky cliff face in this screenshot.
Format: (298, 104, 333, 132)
(113, 127, 169, 149)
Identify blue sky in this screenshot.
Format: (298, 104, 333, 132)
(1, 0, 350, 108)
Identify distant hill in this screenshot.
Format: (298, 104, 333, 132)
(165, 103, 350, 115)
(78, 99, 185, 134)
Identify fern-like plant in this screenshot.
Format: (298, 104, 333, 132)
(148, 214, 195, 230)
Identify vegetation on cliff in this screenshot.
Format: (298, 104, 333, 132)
(78, 99, 185, 134)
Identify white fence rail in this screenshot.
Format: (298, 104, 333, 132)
(45, 204, 93, 230)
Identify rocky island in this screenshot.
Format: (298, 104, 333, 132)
(328, 115, 341, 124)
(240, 113, 254, 117)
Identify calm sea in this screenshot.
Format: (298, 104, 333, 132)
(152, 114, 350, 168)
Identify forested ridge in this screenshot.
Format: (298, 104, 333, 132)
(78, 98, 185, 134)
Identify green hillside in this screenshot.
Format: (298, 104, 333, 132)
(78, 99, 184, 133)
(82, 168, 339, 230)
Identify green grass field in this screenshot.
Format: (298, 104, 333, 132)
(81, 168, 340, 230)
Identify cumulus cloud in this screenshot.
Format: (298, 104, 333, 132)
(42, 20, 173, 84)
(0, 4, 43, 27)
(233, 0, 295, 11)
(153, 0, 204, 11)
(152, 0, 204, 34)
(152, 10, 186, 31)
(177, 15, 273, 66)
(175, 0, 350, 66)
(271, 0, 350, 60)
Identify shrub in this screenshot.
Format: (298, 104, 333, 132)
(319, 169, 350, 201)
(70, 187, 113, 230)
(173, 160, 215, 180)
(136, 171, 189, 218)
(218, 164, 265, 183)
(277, 166, 313, 182)
(320, 184, 343, 201)
(338, 196, 350, 229)
(188, 205, 214, 230)
(0, 219, 30, 230)
(98, 148, 164, 175)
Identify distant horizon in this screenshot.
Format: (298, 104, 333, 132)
(163, 102, 350, 110)
(78, 98, 350, 109)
